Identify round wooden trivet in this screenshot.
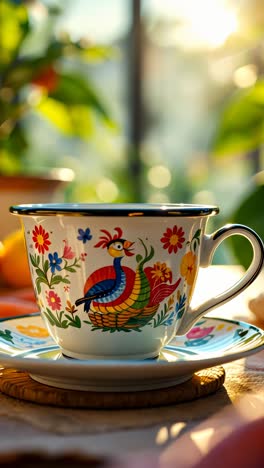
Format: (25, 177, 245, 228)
(0, 366, 225, 409)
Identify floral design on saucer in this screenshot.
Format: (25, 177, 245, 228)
(0, 314, 263, 392)
(0, 315, 262, 362)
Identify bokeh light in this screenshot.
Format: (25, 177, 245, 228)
(96, 178, 119, 202)
(147, 165, 171, 188)
(233, 64, 258, 88)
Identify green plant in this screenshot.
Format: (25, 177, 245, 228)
(211, 78, 264, 268)
(212, 80, 264, 158)
(0, 0, 114, 174)
(225, 174, 264, 268)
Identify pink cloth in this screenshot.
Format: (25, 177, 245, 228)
(194, 417, 264, 468)
(113, 416, 264, 468)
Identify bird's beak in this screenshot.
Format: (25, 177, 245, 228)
(123, 240, 134, 256)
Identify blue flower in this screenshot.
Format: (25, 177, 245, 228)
(77, 228, 92, 244)
(48, 252, 62, 273)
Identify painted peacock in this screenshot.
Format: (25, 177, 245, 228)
(75, 228, 181, 330)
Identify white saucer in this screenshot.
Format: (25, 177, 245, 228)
(0, 314, 263, 392)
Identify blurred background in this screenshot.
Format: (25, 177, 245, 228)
(1, 0, 264, 266)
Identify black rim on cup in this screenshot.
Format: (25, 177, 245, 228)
(10, 203, 219, 217)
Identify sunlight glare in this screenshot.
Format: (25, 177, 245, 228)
(190, 427, 215, 454)
(155, 426, 169, 445)
(184, 1, 238, 48)
(170, 422, 186, 438)
(150, 0, 238, 49)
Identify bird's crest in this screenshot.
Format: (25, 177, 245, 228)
(94, 227, 123, 249)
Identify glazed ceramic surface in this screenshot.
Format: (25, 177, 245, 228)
(0, 314, 263, 391)
(10, 203, 264, 360)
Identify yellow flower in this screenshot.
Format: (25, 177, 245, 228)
(180, 251, 197, 287)
(150, 262, 172, 285)
(16, 325, 50, 338)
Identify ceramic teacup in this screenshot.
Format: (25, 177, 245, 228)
(10, 203, 264, 360)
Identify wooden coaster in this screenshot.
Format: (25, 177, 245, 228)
(0, 366, 225, 409)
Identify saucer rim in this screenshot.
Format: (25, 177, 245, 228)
(0, 314, 263, 374)
(0, 314, 263, 391)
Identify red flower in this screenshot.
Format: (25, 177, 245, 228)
(46, 290, 61, 311)
(32, 66, 59, 92)
(161, 225, 185, 254)
(32, 225, 51, 254)
(62, 240, 75, 259)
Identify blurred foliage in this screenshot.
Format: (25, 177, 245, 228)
(211, 39, 264, 267)
(0, 0, 115, 174)
(212, 80, 264, 157)
(228, 175, 264, 268)
(212, 84, 264, 267)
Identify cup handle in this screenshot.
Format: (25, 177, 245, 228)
(176, 224, 264, 335)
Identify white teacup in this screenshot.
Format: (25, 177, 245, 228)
(10, 203, 264, 360)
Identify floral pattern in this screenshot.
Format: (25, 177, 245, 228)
(29, 227, 84, 294)
(16, 325, 50, 338)
(161, 225, 185, 254)
(175, 292, 187, 320)
(46, 290, 62, 311)
(62, 240, 75, 259)
(0, 317, 258, 363)
(185, 324, 214, 347)
(180, 251, 197, 287)
(27, 222, 204, 334)
(65, 300, 78, 314)
(149, 262, 172, 286)
(32, 225, 51, 254)
(77, 228, 92, 244)
(48, 252, 63, 273)
(186, 326, 214, 340)
(180, 228, 201, 296)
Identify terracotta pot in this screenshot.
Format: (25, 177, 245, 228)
(0, 169, 74, 239)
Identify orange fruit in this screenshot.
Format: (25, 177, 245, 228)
(0, 229, 32, 289)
